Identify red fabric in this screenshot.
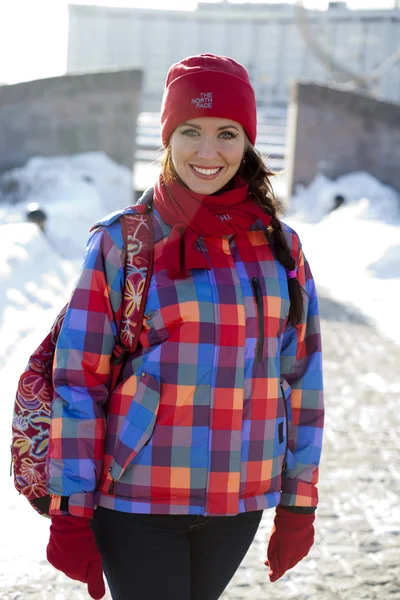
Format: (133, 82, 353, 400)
(47, 515, 105, 599)
(154, 175, 272, 279)
(161, 53, 257, 146)
(265, 505, 315, 582)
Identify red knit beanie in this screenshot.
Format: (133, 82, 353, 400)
(160, 54, 257, 147)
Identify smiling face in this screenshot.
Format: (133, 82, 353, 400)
(168, 117, 246, 195)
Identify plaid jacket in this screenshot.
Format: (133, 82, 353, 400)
(47, 203, 324, 518)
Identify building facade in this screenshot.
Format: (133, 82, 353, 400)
(67, 2, 400, 110)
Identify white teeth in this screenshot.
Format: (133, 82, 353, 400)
(192, 166, 221, 176)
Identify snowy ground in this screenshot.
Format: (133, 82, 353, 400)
(0, 153, 399, 597)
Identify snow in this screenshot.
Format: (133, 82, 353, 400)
(0, 152, 134, 258)
(0, 152, 399, 593)
(286, 171, 400, 346)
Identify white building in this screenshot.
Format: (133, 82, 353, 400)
(67, 2, 400, 110)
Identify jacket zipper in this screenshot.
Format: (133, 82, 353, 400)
(280, 382, 289, 473)
(252, 277, 264, 363)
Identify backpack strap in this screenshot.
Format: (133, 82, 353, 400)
(109, 207, 154, 390)
(134, 187, 154, 210)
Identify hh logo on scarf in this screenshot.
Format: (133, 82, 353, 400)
(191, 92, 213, 109)
(217, 213, 232, 222)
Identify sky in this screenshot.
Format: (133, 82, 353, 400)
(0, 0, 398, 85)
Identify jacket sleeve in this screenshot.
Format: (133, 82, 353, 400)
(279, 242, 324, 509)
(46, 227, 124, 518)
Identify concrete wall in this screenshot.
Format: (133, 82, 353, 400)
(68, 4, 400, 111)
(286, 83, 400, 196)
(0, 69, 143, 173)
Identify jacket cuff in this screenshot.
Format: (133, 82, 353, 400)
(281, 479, 318, 508)
(279, 504, 316, 514)
(49, 492, 95, 518)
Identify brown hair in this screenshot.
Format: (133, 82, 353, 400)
(161, 144, 304, 327)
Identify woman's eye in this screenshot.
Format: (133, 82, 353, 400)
(180, 129, 199, 137)
(179, 129, 238, 139)
(218, 131, 237, 139)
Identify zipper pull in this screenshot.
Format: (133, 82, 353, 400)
(252, 277, 264, 363)
(107, 465, 115, 494)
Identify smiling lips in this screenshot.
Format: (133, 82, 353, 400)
(190, 165, 224, 180)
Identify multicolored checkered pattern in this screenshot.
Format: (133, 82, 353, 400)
(47, 207, 323, 518)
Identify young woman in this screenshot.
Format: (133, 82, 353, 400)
(46, 54, 324, 600)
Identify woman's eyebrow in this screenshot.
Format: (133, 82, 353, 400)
(217, 125, 240, 131)
(178, 122, 201, 129)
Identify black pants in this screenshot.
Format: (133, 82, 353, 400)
(92, 506, 263, 600)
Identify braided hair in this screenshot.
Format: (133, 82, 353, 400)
(161, 144, 304, 327)
(237, 144, 304, 327)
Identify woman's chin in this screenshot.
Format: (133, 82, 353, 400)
(184, 175, 226, 196)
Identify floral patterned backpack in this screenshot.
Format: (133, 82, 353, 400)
(10, 205, 154, 517)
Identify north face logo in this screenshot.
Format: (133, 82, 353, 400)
(191, 92, 213, 109)
(217, 213, 232, 222)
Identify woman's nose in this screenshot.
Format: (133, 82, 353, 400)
(196, 137, 218, 159)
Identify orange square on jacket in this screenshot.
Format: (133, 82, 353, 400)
(170, 467, 191, 490)
(162, 383, 195, 407)
(179, 301, 200, 323)
(266, 297, 281, 319)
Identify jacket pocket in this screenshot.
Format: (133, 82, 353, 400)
(108, 371, 160, 485)
(252, 277, 264, 363)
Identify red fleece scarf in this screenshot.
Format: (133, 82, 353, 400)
(153, 175, 272, 279)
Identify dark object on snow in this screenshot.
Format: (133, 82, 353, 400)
(82, 174, 94, 184)
(331, 194, 345, 212)
(25, 202, 47, 232)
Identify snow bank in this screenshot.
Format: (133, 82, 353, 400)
(0, 152, 134, 258)
(0, 223, 76, 369)
(287, 172, 400, 345)
(0, 152, 135, 372)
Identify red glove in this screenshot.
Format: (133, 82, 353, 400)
(47, 515, 105, 600)
(265, 505, 315, 582)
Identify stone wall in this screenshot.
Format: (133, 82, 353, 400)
(0, 69, 143, 173)
(286, 82, 400, 195)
